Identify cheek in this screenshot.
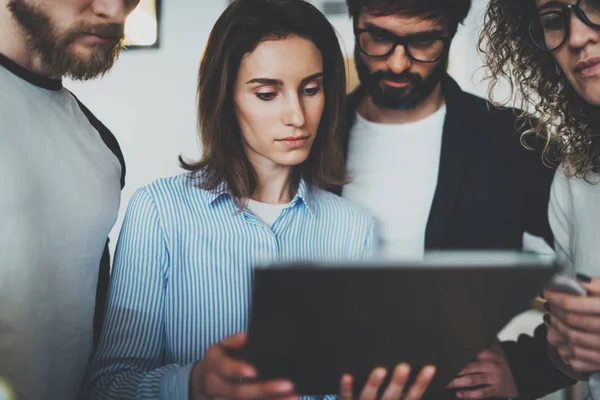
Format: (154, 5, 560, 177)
(236, 100, 278, 144)
(306, 96, 325, 130)
(360, 53, 383, 72)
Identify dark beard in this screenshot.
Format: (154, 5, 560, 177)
(8, 0, 125, 80)
(354, 43, 448, 110)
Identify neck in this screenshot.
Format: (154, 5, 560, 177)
(359, 83, 445, 124)
(250, 162, 296, 204)
(0, 3, 54, 77)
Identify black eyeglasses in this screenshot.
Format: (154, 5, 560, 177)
(354, 28, 450, 63)
(529, 0, 600, 52)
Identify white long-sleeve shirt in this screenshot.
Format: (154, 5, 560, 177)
(548, 165, 600, 399)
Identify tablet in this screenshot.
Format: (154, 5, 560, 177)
(237, 251, 559, 396)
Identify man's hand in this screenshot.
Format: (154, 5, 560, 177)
(544, 275, 600, 374)
(446, 339, 518, 399)
(190, 333, 298, 400)
(339, 364, 436, 400)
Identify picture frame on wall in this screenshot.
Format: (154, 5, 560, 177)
(124, 0, 162, 49)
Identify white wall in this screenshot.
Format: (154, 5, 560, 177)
(66, 0, 494, 250)
(66, 1, 227, 249)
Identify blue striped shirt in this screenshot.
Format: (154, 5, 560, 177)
(83, 173, 377, 399)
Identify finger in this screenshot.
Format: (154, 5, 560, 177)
(456, 387, 493, 399)
(546, 323, 568, 347)
(551, 308, 600, 333)
(205, 344, 257, 380)
(577, 276, 600, 296)
(563, 346, 600, 369)
(230, 379, 296, 400)
(544, 292, 600, 316)
(381, 363, 411, 400)
(547, 314, 600, 349)
(475, 350, 498, 362)
(220, 333, 248, 349)
(404, 366, 436, 400)
(446, 373, 488, 389)
(557, 345, 575, 361)
(216, 354, 258, 380)
(359, 367, 388, 400)
(454, 362, 495, 377)
(339, 374, 354, 400)
(567, 357, 600, 373)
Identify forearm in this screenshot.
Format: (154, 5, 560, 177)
(84, 361, 195, 400)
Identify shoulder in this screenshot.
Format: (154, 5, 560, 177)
(141, 173, 208, 203)
(67, 90, 127, 188)
(309, 188, 376, 228)
(551, 165, 600, 204)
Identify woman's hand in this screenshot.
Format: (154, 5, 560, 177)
(190, 333, 298, 400)
(544, 275, 600, 374)
(339, 364, 436, 400)
(446, 339, 518, 399)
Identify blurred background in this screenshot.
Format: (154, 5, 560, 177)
(65, 2, 573, 399)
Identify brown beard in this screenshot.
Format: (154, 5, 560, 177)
(8, 0, 125, 80)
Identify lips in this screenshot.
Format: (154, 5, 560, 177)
(382, 79, 411, 88)
(277, 136, 310, 149)
(575, 56, 600, 78)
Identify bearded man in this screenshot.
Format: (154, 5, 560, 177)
(334, 0, 575, 398)
(0, 1, 139, 399)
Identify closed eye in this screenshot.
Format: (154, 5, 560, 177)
(256, 92, 278, 101)
(303, 86, 322, 96)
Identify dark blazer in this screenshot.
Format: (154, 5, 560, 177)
(336, 75, 554, 249)
(336, 75, 575, 398)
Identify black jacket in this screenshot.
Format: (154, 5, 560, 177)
(336, 75, 575, 398)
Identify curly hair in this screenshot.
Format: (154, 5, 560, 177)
(479, 0, 600, 179)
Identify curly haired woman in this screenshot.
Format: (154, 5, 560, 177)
(480, 0, 600, 398)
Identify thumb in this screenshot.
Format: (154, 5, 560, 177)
(577, 275, 600, 296)
(220, 332, 248, 349)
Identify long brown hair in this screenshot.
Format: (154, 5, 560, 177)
(480, 0, 600, 179)
(180, 0, 348, 199)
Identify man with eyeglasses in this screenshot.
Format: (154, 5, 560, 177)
(335, 0, 575, 398)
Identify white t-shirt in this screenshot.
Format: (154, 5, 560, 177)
(0, 54, 121, 400)
(342, 106, 446, 259)
(548, 165, 600, 399)
(246, 199, 287, 227)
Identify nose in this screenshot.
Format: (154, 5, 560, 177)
(91, 0, 140, 22)
(282, 95, 306, 128)
(568, 11, 600, 50)
(386, 44, 412, 74)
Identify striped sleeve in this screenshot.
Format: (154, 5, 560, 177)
(82, 187, 191, 400)
(362, 218, 378, 260)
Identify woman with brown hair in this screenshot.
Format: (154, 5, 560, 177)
(480, 0, 600, 398)
(82, 0, 435, 399)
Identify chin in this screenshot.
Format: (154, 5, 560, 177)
(584, 91, 600, 106)
(276, 152, 311, 167)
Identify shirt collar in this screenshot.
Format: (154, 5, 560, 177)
(289, 179, 315, 218)
(205, 180, 232, 204)
(205, 178, 315, 217)
(0, 51, 63, 91)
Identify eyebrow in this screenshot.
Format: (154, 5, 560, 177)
(245, 72, 324, 86)
(537, 1, 566, 12)
(362, 22, 447, 39)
